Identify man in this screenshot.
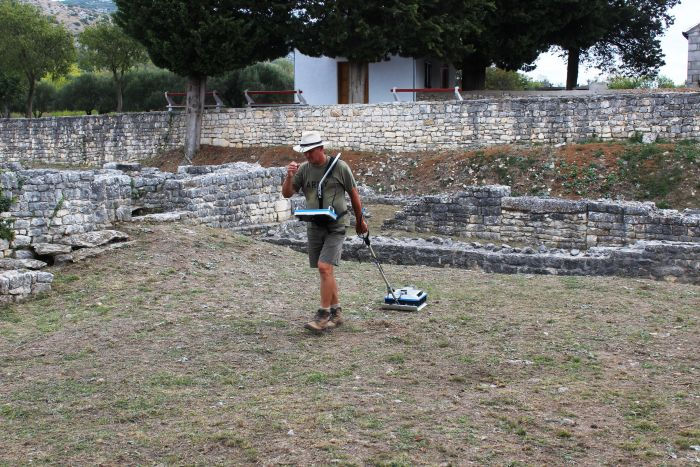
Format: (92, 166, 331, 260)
(282, 130, 368, 332)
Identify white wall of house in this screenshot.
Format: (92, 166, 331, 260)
(685, 24, 700, 87)
(294, 52, 339, 105)
(368, 56, 417, 102)
(294, 51, 457, 105)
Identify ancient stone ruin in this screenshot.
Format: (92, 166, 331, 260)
(1, 161, 698, 304)
(0, 161, 290, 302)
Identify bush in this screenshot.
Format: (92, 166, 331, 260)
(608, 75, 678, 89)
(122, 67, 187, 112)
(32, 80, 58, 118)
(484, 67, 553, 91)
(209, 58, 294, 107)
(0, 183, 14, 242)
(55, 73, 113, 115)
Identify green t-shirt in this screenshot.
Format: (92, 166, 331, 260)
(292, 157, 357, 226)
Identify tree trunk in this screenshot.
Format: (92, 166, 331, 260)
(185, 75, 206, 162)
(113, 71, 123, 113)
(348, 61, 366, 104)
(460, 56, 488, 90)
(25, 78, 35, 119)
(566, 47, 580, 90)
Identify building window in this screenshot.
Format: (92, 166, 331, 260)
(441, 65, 449, 88)
(424, 61, 432, 88)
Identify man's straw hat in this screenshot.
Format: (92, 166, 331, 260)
(293, 130, 324, 153)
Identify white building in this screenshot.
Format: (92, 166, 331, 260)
(683, 22, 700, 88)
(293, 50, 458, 105)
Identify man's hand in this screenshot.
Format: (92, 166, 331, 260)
(282, 161, 299, 198)
(355, 216, 368, 235)
(286, 161, 299, 178)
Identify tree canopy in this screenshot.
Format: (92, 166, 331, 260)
(114, 0, 299, 158)
(296, 0, 489, 100)
(78, 20, 148, 112)
(0, 0, 75, 117)
(546, 0, 680, 89)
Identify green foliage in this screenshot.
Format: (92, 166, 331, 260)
(0, 175, 15, 242)
(122, 67, 186, 111)
(56, 73, 115, 115)
(546, 0, 679, 88)
(298, 0, 488, 64)
(484, 67, 551, 90)
(32, 80, 58, 118)
(209, 59, 293, 107)
(114, 1, 297, 79)
(458, 0, 556, 89)
(78, 20, 148, 111)
(0, 0, 76, 117)
(0, 68, 24, 118)
(608, 75, 678, 89)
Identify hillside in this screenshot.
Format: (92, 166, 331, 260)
(20, 0, 111, 34)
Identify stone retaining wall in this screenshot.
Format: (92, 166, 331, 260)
(202, 92, 700, 152)
(264, 228, 700, 285)
(0, 112, 184, 166)
(0, 162, 291, 302)
(383, 189, 700, 249)
(0, 162, 290, 253)
(1, 91, 698, 166)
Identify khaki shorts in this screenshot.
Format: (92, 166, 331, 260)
(307, 223, 347, 267)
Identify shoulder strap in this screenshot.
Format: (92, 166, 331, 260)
(317, 153, 341, 209)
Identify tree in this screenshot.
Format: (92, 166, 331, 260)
(546, 0, 679, 89)
(453, 0, 557, 90)
(56, 73, 113, 115)
(297, 0, 488, 101)
(0, 0, 75, 118)
(0, 69, 24, 118)
(32, 80, 57, 118)
(114, 0, 298, 160)
(78, 20, 148, 112)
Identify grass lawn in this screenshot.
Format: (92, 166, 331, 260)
(1, 223, 698, 465)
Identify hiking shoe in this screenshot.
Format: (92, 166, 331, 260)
(329, 307, 344, 328)
(304, 309, 331, 332)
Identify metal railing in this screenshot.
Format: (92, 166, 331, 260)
(244, 89, 307, 107)
(164, 91, 224, 112)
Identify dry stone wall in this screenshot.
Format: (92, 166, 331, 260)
(383, 188, 700, 249)
(1, 92, 698, 166)
(202, 92, 700, 152)
(264, 226, 700, 285)
(0, 112, 184, 166)
(0, 161, 291, 302)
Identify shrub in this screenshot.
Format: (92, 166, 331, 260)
(209, 58, 294, 107)
(122, 67, 187, 112)
(55, 73, 113, 115)
(0, 181, 15, 242)
(32, 80, 58, 118)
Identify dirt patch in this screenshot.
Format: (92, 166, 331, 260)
(1, 223, 698, 464)
(149, 140, 700, 209)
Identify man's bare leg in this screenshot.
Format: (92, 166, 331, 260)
(318, 261, 338, 309)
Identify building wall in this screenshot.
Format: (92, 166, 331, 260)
(686, 25, 700, 87)
(368, 56, 416, 102)
(294, 52, 339, 105)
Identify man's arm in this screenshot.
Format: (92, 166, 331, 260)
(348, 187, 368, 235)
(282, 162, 299, 198)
